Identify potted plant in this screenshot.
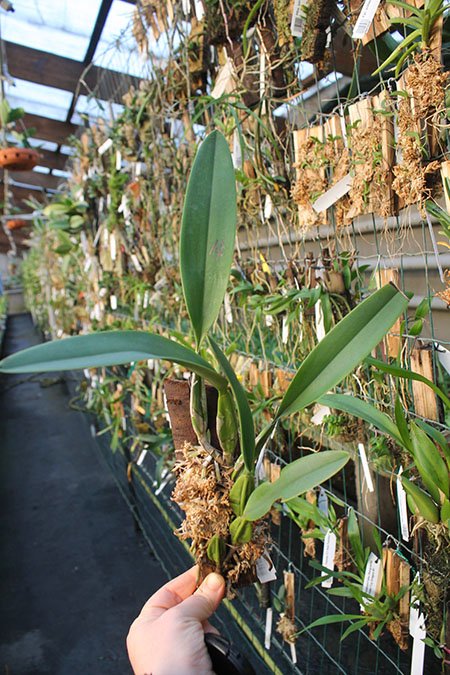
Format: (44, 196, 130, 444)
(0, 130, 408, 594)
(0, 100, 40, 171)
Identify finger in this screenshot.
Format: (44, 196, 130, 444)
(139, 566, 199, 622)
(174, 572, 225, 622)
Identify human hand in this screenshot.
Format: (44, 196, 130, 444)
(127, 566, 225, 675)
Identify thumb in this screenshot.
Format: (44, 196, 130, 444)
(174, 573, 225, 622)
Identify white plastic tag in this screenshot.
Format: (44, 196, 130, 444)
(361, 552, 382, 607)
(290, 644, 297, 664)
(182, 0, 190, 15)
(409, 573, 421, 637)
(232, 129, 243, 169)
(397, 467, 409, 542)
(131, 254, 143, 272)
(264, 194, 273, 220)
(321, 530, 336, 587)
(352, 0, 382, 39)
(110, 232, 117, 261)
(224, 293, 233, 324)
(436, 344, 450, 375)
(282, 315, 289, 344)
(290, 0, 306, 37)
(116, 150, 122, 171)
(194, 0, 204, 19)
(137, 449, 148, 466)
(265, 314, 274, 327)
(90, 424, 96, 438)
(110, 294, 117, 310)
(358, 442, 374, 493)
(318, 487, 329, 517)
(256, 555, 277, 583)
(312, 173, 352, 212)
(311, 403, 331, 425)
(315, 300, 326, 342)
(264, 607, 273, 650)
(98, 138, 113, 155)
(410, 618, 426, 675)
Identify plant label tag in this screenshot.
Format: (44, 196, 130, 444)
(137, 449, 148, 466)
(182, 0, 190, 14)
(110, 294, 117, 310)
(290, 643, 297, 664)
(410, 619, 426, 675)
(311, 403, 331, 425)
(264, 194, 273, 220)
(265, 314, 274, 327)
(211, 59, 236, 99)
(194, 0, 204, 19)
(232, 129, 243, 169)
(315, 299, 326, 342)
(321, 530, 336, 587)
(131, 254, 143, 272)
(98, 138, 113, 155)
(361, 552, 382, 607)
(352, 0, 382, 39)
(224, 292, 233, 323)
(436, 344, 450, 375)
(110, 232, 117, 261)
(90, 424, 96, 438)
(135, 161, 142, 176)
(339, 107, 348, 148)
(264, 607, 273, 649)
(318, 487, 329, 517)
(290, 0, 306, 37)
(397, 467, 409, 542)
(312, 173, 352, 212)
(256, 555, 277, 583)
(282, 315, 289, 344)
(409, 573, 421, 637)
(358, 442, 374, 493)
(116, 150, 122, 171)
(255, 446, 267, 484)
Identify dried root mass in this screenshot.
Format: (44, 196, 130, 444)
(172, 443, 268, 597)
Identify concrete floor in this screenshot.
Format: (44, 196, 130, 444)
(0, 314, 168, 674)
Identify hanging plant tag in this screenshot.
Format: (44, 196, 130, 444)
(110, 294, 117, 310)
(264, 194, 273, 220)
(318, 486, 329, 519)
(352, 0, 382, 39)
(90, 424, 96, 438)
(211, 59, 236, 99)
(137, 449, 148, 466)
(410, 615, 426, 674)
(264, 607, 273, 649)
(358, 442, 374, 492)
(143, 290, 149, 309)
(409, 573, 422, 636)
(282, 315, 289, 344)
(436, 344, 450, 375)
(98, 138, 113, 155)
(315, 300, 326, 342)
(256, 554, 277, 583)
(265, 314, 274, 327)
(224, 292, 233, 323)
(131, 254, 143, 272)
(232, 129, 243, 169)
(321, 530, 336, 587)
(290, 0, 306, 37)
(311, 403, 331, 425)
(116, 150, 122, 171)
(361, 552, 382, 608)
(194, 0, 204, 19)
(181, 0, 190, 15)
(312, 173, 352, 212)
(397, 467, 409, 542)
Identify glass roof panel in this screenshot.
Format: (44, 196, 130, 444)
(5, 79, 73, 122)
(1, 0, 103, 60)
(72, 95, 123, 126)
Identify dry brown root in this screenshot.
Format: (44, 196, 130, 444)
(393, 52, 448, 210)
(276, 614, 297, 644)
(172, 443, 269, 598)
(386, 617, 409, 652)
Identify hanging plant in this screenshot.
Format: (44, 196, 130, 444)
(0, 100, 40, 171)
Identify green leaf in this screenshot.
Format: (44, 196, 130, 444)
(366, 356, 450, 410)
(402, 477, 439, 523)
(209, 337, 255, 471)
(347, 507, 365, 572)
(230, 516, 253, 544)
(276, 285, 408, 419)
(394, 397, 413, 451)
(410, 423, 449, 500)
(243, 451, 350, 521)
(300, 614, 372, 635)
(319, 393, 404, 447)
(416, 420, 450, 469)
(180, 130, 237, 347)
(0, 330, 227, 390)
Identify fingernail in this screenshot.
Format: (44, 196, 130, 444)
(205, 573, 224, 591)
